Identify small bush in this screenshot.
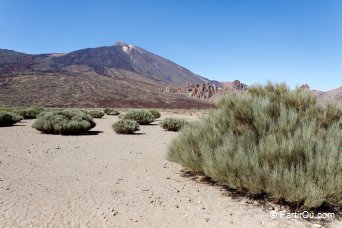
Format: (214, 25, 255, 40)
(13, 108, 42, 119)
(118, 113, 125, 119)
(168, 83, 342, 209)
(123, 110, 155, 125)
(0, 107, 42, 119)
(104, 108, 120, 115)
(32, 110, 96, 135)
(88, 110, 104, 118)
(0, 111, 23, 126)
(160, 118, 188, 131)
(148, 109, 161, 119)
(112, 119, 140, 134)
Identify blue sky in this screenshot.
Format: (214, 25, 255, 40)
(0, 0, 341, 91)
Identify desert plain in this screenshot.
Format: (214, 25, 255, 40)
(0, 112, 340, 228)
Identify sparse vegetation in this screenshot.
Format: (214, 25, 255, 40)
(32, 110, 96, 135)
(160, 117, 188, 131)
(0, 111, 23, 126)
(123, 110, 155, 125)
(148, 109, 161, 119)
(104, 108, 120, 115)
(88, 110, 105, 118)
(112, 119, 140, 134)
(168, 83, 342, 209)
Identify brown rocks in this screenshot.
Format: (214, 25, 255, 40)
(232, 80, 248, 90)
(299, 84, 310, 89)
(159, 79, 248, 100)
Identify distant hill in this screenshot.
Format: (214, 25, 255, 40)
(0, 42, 213, 108)
(312, 86, 342, 104)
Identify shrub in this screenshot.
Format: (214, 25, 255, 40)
(32, 110, 96, 135)
(112, 119, 140, 134)
(160, 117, 188, 131)
(123, 110, 155, 125)
(168, 83, 342, 209)
(13, 108, 42, 119)
(0, 107, 42, 119)
(148, 109, 161, 119)
(118, 113, 125, 119)
(0, 111, 23, 126)
(104, 108, 119, 115)
(88, 110, 104, 118)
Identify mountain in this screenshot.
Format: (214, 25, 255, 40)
(54, 41, 209, 86)
(0, 42, 213, 108)
(312, 86, 342, 104)
(0, 41, 207, 85)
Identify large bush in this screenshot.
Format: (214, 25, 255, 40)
(168, 83, 341, 209)
(123, 110, 155, 125)
(160, 117, 188, 131)
(32, 110, 96, 135)
(148, 109, 161, 119)
(112, 119, 140, 134)
(104, 108, 119, 115)
(0, 111, 23, 126)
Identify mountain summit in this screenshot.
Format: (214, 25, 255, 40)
(116, 41, 135, 54)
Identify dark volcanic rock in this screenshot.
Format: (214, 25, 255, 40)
(299, 84, 310, 89)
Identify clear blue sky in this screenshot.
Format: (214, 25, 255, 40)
(0, 0, 341, 91)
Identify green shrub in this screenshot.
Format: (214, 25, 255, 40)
(112, 119, 140, 134)
(13, 108, 42, 119)
(88, 110, 104, 118)
(148, 109, 161, 119)
(0, 111, 23, 126)
(0, 107, 14, 112)
(168, 83, 342, 209)
(123, 110, 155, 125)
(160, 117, 188, 131)
(104, 108, 120, 115)
(32, 110, 96, 135)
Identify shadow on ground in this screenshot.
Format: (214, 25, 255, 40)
(74, 130, 104, 136)
(0, 124, 26, 127)
(179, 169, 341, 225)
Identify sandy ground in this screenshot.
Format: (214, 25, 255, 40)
(0, 113, 340, 228)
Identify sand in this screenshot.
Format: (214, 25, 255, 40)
(0, 113, 340, 228)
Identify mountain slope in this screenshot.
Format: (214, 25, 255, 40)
(0, 49, 34, 72)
